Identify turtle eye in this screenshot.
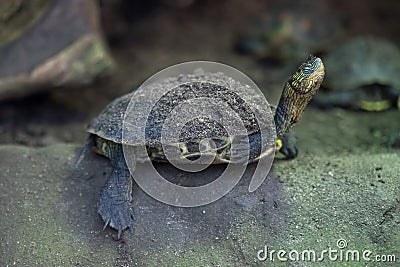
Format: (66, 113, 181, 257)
(302, 65, 313, 75)
(302, 55, 321, 76)
(302, 62, 319, 76)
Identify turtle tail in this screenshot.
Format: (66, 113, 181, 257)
(73, 134, 95, 168)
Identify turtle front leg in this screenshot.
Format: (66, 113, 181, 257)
(98, 142, 134, 239)
(279, 130, 298, 159)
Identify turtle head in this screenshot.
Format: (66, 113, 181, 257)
(274, 55, 325, 137)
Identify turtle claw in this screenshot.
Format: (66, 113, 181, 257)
(117, 226, 122, 240)
(98, 199, 135, 239)
(98, 177, 135, 239)
(103, 218, 110, 230)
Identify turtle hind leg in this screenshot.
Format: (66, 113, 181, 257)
(98, 141, 134, 239)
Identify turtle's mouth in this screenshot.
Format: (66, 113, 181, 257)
(308, 63, 325, 81)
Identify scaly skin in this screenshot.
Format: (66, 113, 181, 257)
(274, 55, 325, 138)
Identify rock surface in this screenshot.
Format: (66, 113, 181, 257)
(0, 144, 398, 266)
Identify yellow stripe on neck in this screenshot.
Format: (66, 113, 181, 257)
(276, 138, 283, 151)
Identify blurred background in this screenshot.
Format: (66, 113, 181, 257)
(0, 0, 399, 149)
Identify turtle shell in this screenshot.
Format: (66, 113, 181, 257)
(88, 72, 275, 151)
(324, 36, 400, 91)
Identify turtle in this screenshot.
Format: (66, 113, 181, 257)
(79, 55, 325, 238)
(235, 1, 343, 63)
(313, 36, 400, 111)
